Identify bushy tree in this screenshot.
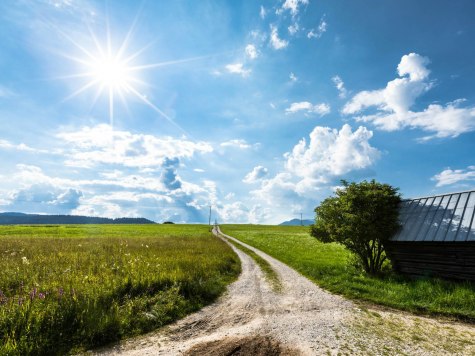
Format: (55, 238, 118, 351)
(311, 180, 401, 275)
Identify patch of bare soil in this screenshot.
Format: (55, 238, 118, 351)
(183, 335, 300, 356)
(94, 228, 475, 355)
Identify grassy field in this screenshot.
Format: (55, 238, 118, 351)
(221, 225, 475, 322)
(0, 224, 240, 355)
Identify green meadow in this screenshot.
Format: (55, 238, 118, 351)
(221, 225, 475, 322)
(0, 224, 240, 355)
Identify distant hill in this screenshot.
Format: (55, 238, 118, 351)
(279, 218, 313, 226)
(0, 212, 156, 225)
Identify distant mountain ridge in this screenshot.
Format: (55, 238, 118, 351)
(279, 218, 313, 226)
(0, 212, 155, 225)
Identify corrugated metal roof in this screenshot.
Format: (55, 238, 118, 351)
(391, 190, 475, 242)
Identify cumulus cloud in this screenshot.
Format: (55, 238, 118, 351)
(432, 166, 475, 187)
(3, 184, 83, 215)
(216, 201, 249, 223)
(285, 124, 380, 188)
(270, 25, 288, 50)
(225, 63, 251, 77)
(248, 124, 379, 223)
(308, 18, 327, 39)
(285, 101, 330, 116)
(251, 172, 300, 204)
(245, 44, 258, 60)
(280, 0, 309, 16)
(160, 158, 182, 191)
(243, 166, 269, 183)
(289, 72, 298, 82)
(343, 53, 432, 116)
(343, 53, 475, 139)
(332, 75, 347, 98)
(57, 124, 212, 168)
(0, 158, 216, 223)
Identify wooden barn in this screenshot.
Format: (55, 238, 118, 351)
(385, 190, 475, 281)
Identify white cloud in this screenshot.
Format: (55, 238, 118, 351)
(224, 192, 235, 200)
(432, 166, 475, 187)
(57, 124, 212, 168)
(397, 53, 431, 81)
(0, 160, 217, 223)
(285, 101, 330, 116)
(193, 168, 205, 173)
(260, 5, 266, 19)
(248, 124, 379, 223)
(1, 179, 83, 215)
(281, 0, 309, 16)
(220, 139, 254, 149)
(251, 172, 300, 204)
(285, 124, 380, 188)
(343, 53, 475, 139)
(289, 72, 298, 82)
(270, 25, 288, 50)
(288, 22, 299, 35)
(0, 139, 43, 153)
(343, 53, 432, 116)
(308, 18, 327, 39)
(332, 75, 347, 98)
(225, 63, 251, 77)
(243, 165, 269, 183)
(216, 201, 249, 223)
(245, 44, 258, 60)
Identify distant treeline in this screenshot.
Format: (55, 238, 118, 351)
(0, 212, 155, 225)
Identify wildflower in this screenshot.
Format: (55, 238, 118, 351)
(38, 293, 45, 300)
(58, 288, 64, 298)
(29, 288, 37, 301)
(22, 256, 30, 265)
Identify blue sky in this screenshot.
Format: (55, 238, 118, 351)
(0, 0, 474, 223)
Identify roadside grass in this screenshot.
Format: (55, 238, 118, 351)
(0, 224, 240, 355)
(219, 232, 282, 292)
(221, 224, 475, 322)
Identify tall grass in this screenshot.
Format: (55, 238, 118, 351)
(0, 225, 240, 355)
(221, 224, 475, 322)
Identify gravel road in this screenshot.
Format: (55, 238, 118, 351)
(95, 228, 475, 355)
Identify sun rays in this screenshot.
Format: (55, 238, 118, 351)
(55, 11, 203, 134)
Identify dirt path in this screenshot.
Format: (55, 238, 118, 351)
(95, 228, 475, 355)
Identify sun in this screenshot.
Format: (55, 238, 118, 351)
(57, 17, 199, 133)
(90, 55, 130, 90)
(56, 12, 216, 134)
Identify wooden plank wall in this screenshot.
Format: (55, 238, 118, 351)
(385, 241, 475, 281)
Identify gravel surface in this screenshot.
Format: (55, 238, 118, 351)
(93, 228, 475, 355)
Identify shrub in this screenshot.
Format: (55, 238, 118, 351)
(311, 180, 401, 275)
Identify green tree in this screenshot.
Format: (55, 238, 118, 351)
(311, 180, 401, 275)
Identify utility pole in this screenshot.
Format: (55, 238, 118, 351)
(208, 205, 212, 230)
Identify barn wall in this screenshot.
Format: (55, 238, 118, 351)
(385, 241, 475, 281)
